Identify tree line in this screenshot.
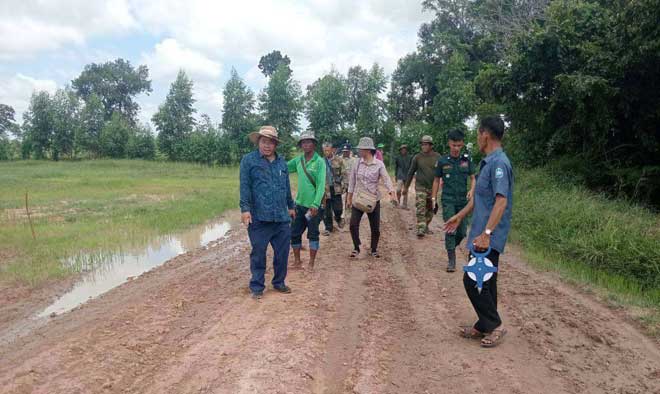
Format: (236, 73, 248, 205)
(1, 0, 658, 205)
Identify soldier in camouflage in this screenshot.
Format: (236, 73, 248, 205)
(405, 135, 441, 237)
(322, 142, 346, 234)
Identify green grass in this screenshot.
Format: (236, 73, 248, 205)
(0, 160, 239, 285)
(512, 167, 660, 335)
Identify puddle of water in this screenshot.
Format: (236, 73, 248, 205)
(37, 220, 232, 318)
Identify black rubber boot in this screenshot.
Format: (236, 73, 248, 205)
(447, 249, 456, 272)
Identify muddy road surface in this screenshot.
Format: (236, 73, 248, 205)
(1, 200, 659, 394)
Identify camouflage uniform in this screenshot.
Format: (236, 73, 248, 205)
(324, 155, 346, 231)
(405, 138, 440, 236)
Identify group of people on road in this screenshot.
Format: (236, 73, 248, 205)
(239, 116, 513, 348)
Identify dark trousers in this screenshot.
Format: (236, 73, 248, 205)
(323, 189, 344, 231)
(442, 200, 467, 251)
(464, 249, 501, 333)
(247, 220, 291, 294)
(291, 205, 324, 250)
(349, 201, 381, 253)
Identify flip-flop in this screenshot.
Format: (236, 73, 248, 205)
(481, 328, 507, 348)
(459, 326, 485, 339)
(350, 250, 359, 258)
(370, 251, 381, 258)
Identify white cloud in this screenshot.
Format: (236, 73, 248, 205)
(0, 0, 137, 60)
(141, 39, 222, 81)
(0, 74, 58, 120)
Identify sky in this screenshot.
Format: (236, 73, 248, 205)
(0, 0, 432, 127)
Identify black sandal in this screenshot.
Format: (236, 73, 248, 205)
(371, 251, 380, 258)
(350, 250, 359, 258)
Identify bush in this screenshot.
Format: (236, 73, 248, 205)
(127, 125, 156, 160)
(513, 168, 660, 298)
(99, 112, 130, 158)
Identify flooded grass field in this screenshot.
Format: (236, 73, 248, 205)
(0, 160, 239, 286)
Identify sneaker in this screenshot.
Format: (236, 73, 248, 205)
(274, 285, 292, 294)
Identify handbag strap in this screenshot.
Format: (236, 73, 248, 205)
(300, 156, 316, 188)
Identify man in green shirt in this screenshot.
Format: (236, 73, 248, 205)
(288, 132, 326, 269)
(432, 129, 476, 272)
(405, 135, 441, 237)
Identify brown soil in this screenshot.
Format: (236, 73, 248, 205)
(1, 200, 659, 394)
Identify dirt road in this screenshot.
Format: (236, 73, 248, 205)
(1, 200, 659, 394)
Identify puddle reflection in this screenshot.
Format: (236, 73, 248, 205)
(38, 220, 231, 318)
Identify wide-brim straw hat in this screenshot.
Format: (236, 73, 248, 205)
(249, 126, 280, 144)
(297, 131, 318, 146)
(356, 137, 376, 150)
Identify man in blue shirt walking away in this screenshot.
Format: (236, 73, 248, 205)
(240, 126, 296, 300)
(444, 116, 513, 348)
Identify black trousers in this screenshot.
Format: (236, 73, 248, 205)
(349, 201, 381, 253)
(323, 188, 344, 231)
(464, 249, 501, 333)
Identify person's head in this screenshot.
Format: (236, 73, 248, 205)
(447, 128, 465, 157)
(322, 142, 334, 158)
(298, 131, 318, 154)
(477, 116, 505, 153)
(342, 145, 351, 158)
(420, 135, 433, 153)
(249, 125, 279, 157)
(399, 144, 408, 156)
(356, 137, 376, 159)
(377, 143, 385, 151)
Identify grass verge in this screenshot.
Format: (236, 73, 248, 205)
(511, 167, 660, 336)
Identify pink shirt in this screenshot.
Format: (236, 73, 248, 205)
(375, 150, 384, 161)
(348, 158, 395, 200)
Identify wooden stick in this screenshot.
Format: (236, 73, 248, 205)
(25, 191, 36, 240)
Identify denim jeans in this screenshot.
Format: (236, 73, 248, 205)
(291, 205, 324, 250)
(247, 220, 291, 294)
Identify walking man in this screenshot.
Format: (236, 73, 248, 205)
(288, 132, 326, 269)
(322, 142, 345, 235)
(405, 135, 441, 237)
(341, 143, 356, 209)
(444, 116, 513, 348)
(395, 144, 413, 209)
(239, 126, 295, 300)
(432, 129, 476, 272)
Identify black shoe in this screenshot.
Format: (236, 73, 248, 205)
(447, 249, 456, 272)
(273, 285, 292, 294)
(251, 291, 263, 300)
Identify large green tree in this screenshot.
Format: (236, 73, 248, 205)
(258, 50, 292, 77)
(258, 64, 302, 143)
(153, 70, 196, 161)
(76, 93, 105, 158)
(305, 70, 347, 140)
(22, 91, 54, 159)
(221, 68, 258, 159)
(50, 88, 81, 161)
(0, 104, 16, 137)
(72, 58, 152, 123)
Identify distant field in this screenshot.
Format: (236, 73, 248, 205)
(0, 160, 239, 285)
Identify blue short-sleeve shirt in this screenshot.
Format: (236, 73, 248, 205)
(467, 148, 514, 253)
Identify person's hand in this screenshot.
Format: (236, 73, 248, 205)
(309, 207, 318, 217)
(241, 212, 252, 226)
(472, 233, 490, 251)
(467, 190, 474, 201)
(288, 209, 296, 220)
(443, 214, 461, 234)
(346, 197, 352, 208)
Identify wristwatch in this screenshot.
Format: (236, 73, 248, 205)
(485, 228, 493, 236)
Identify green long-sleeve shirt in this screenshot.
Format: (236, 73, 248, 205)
(287, 152, 326, 209)
(405, 151, 441, 191)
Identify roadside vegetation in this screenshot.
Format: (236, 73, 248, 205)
(512, 168, 660, 335)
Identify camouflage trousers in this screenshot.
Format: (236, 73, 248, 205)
(415, 188, 434, 234)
